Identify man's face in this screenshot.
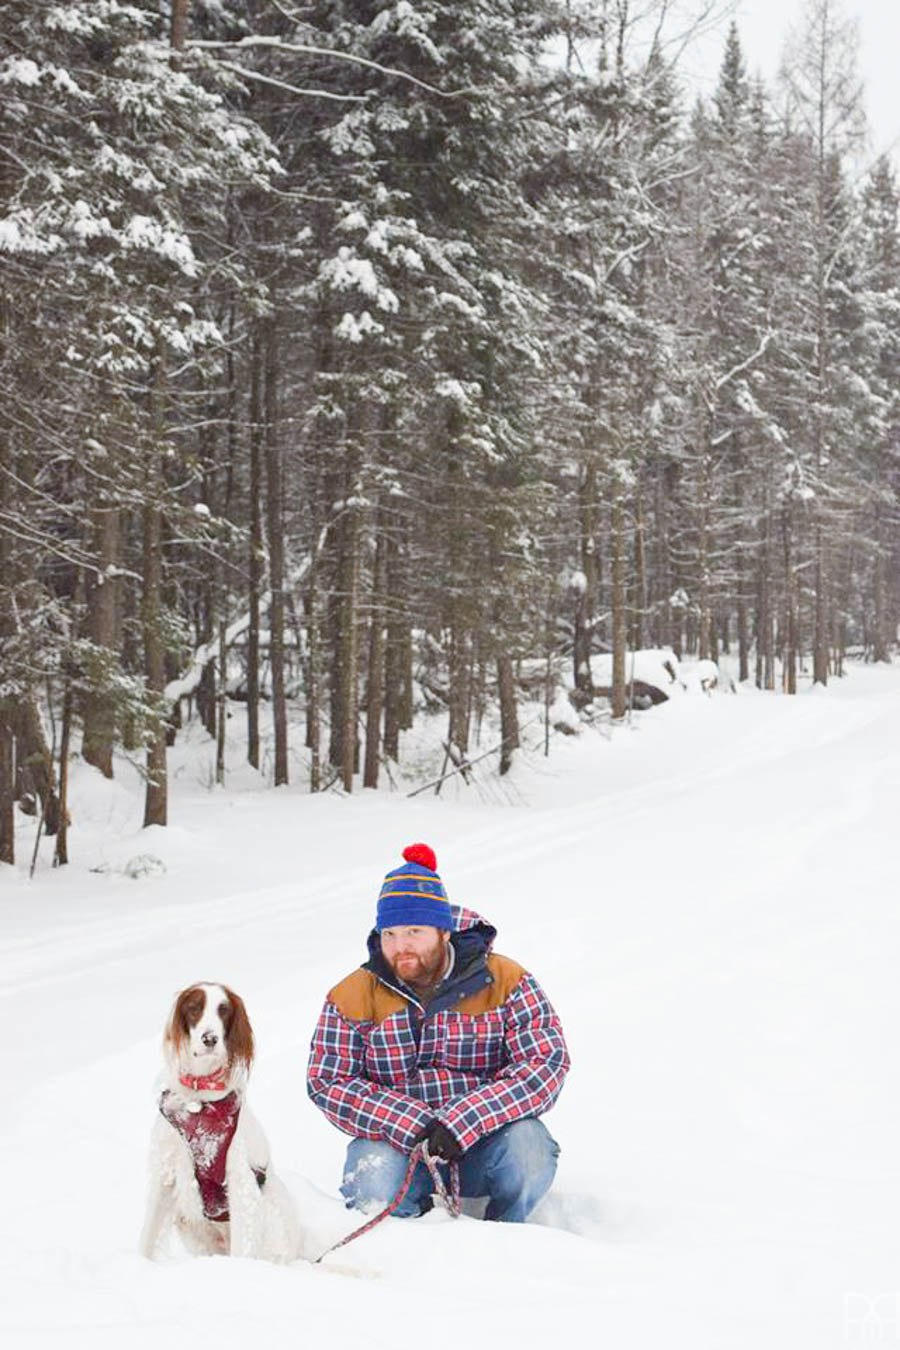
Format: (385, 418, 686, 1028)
(380, 925, 450, 991)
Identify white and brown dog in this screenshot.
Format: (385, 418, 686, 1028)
(139, 982, 300, 1262)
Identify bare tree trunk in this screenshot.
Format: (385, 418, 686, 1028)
(82, 506, 120, 777)
(782, 506, 797, 696)
(811, 115, 829, 688)
(328, 518, 344, 770)
(399, 624, 414, 731)
(198, 587, 216, 738)
(196, 406, 217, 742)
(17, 698, 60, 834)
(0, 420, 15, 862)
(737, 590, 749, 683)
(247, 329, 262, 770)
(656, 468, 676, 658)
(224, 294, 238, 518)
(756, 550, 774, 691)
(873, 506, 887, 661)
(497, 653, 519, 775)
(0, 713, 13, 864)
(143, 348, 167, 828)
(632, 490, 647, 651)
(812, 522, 829, 686)
(170, 0, 188, 51)
(735, 499, 749, 682)
(119, 578, 141, 751)
(54, 678, 73, 866)
(573, 457, 596, 698)
(339, 480, 360, 794)
(215, 618, 227, 786)
(544, 597, 554, 758)
(448, 618, 472, 753)
(306, 555, 321, 792)
(264, 316, 288, 786)
(758, 478, 775, 690)
(611, 470, 628, 719)
(363, 517, 386, 789)
(383, 528, 402, 761)
(764, 565, 775, 689)
(213, 303, 238, 786)
(697, 446, 713, 662)
(831, 597, 844, 678)
(471, 635, 487, 748)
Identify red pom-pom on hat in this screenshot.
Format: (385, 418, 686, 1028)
(402, 842, 437, 872)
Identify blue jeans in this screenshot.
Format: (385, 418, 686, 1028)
(340, 1118, 560, 1223)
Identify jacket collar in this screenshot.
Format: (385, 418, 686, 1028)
(363, 916, 497, 1014)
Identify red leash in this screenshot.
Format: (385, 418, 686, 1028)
(314, 1142, 461, 1264)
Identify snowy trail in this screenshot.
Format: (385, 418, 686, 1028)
(1, 665, 899, 1349)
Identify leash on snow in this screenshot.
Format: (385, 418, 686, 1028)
(313, 1142, 461, 1264)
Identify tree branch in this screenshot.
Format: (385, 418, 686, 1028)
(216, 60, 367, 102)
(189, 37, 483, 99)
(715, 331, 773, 391)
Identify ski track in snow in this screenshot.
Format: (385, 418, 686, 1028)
(1, 663, 899, 1349)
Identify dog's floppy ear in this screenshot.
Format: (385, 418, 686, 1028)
(163, 984, 202, 1063)
(223, 986, 254, 1072)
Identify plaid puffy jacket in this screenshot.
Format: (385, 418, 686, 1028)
(306, 907, 570, 1154)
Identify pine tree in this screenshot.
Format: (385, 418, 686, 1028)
(0, 0, 277, 847)
(855, 158, 900, 659)
(778, 0, 867, 684)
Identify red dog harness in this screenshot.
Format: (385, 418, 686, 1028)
(160, 1090, 264, 1222)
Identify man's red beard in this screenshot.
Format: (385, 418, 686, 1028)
(389, 940, 447, 990)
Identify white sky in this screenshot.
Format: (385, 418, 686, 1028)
(680, 0, 900, 167)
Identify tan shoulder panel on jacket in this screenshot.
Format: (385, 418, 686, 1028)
(454, 952, 526, 1015)
(329, 968, 407, 1023)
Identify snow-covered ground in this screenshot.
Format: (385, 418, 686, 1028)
(2, 662, 899, 1349)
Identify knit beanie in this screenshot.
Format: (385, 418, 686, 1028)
(376, 844, 454, 932)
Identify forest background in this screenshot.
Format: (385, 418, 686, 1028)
(2, 0, 898, 865)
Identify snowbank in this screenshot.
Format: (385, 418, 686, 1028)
(2, 662, 899, 1348)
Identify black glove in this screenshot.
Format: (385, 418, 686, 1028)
(415, 1120, 462, 1163)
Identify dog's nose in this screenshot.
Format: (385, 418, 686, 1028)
(201, 1031, 218, 1049)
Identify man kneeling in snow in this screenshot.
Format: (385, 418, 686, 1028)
(307, 844, 569, 1222)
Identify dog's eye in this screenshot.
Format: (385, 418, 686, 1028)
(218, 1001, 233, 1027)
(180, 991, 206, 1028)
